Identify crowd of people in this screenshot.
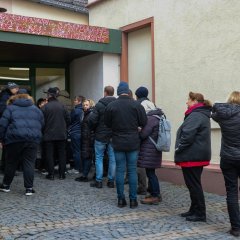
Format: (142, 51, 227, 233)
(0, 81, 240, 237)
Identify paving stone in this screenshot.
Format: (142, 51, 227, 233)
(0, 172, 236, 239)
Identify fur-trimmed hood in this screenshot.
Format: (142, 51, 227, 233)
(7, 94, 34, 107)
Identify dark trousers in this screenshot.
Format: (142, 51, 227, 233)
(182, 166, 206, 217)
(82, 159, 92, 177)
(220, 159, 240, 230)
(43, 140, 66, 176)
(145, 168, 160, 197)
(3, 142, 38, 188)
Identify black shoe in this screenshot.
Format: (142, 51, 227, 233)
(90, 181, 102, 188)
(186, 215, 206, 222)
(118, 199, 127, 208)
(107, 181, 114, 188)
(75, 176, 88, 182)
(46, 174, 54, 180)
(130, 199, 138, 209)
(180, 211, 194, 217)
(0, 184, 10, 193)
(25, 188, 35, 196)
(229, 228, 240, 237)
(59, 174, 66, 180)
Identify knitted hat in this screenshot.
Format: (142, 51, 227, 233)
(141, 100, 157, 113)
(117, 81, 129, 96)
(135, 86, 148, 99)
(7, 82, 19, 89)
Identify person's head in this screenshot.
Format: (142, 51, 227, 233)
(104, 86, 114, 97)
(117, 81, 129, 96)
(37, 98, 47, 108)
(227, 91, 240, 105)
(45, 87, 58, 99)
(7, 82, 19, 95)
(73, 96, 85, 106)
(187, 91, 211, 108)
(18, 88, 28, 95)
(83, 99, 95, 111)
(53, 87, 60, 96)
(135, 86, 148, 99)
(128, 89, 133, 99)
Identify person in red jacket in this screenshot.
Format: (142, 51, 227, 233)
(175, 92, 212, 222)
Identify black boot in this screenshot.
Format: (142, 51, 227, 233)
(118, 199, 127, 208)
(180, 211, 195, 217)
(186, 215, 206, 222)
(130, 199, 138, 209)
(90, 181, 102, 188)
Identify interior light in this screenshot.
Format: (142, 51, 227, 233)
(9, 68, 30, 71)
(0, 76, 29, 81)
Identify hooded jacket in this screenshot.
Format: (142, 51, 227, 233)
(88, 96, 116, 142)
(174, 105, 212, 163)
(0, 94, 44, 145)
(212, 103, 240, 161)
(57, 90, 72, 113)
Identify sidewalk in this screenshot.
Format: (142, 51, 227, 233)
(0, 172, 235, 240)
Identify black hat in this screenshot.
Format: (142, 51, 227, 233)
(45, 87, 58, 97)
(135, 86, 149, 98)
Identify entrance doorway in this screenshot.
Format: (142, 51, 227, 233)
(0, 65, 68, 100)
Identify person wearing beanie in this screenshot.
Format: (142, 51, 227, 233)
(0, 82, 19, 171)
(104, 81, 147, 208)
(135, 86, 154, 195)
(135, 86, 149, 100)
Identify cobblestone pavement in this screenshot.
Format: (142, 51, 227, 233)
(0, 171, 236, 240)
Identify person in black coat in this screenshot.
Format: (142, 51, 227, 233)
(212, 91, 240, 237)
(68, 96, 85, 174)
(104, 82, 147, 208)
(88, 86, 116, 188)
(175, 91, 211, 222)
(0, 92, 44, 195)
(75, 99, 95, 182)
(137, 101, 164, 205)
(42, 88, 70, 180)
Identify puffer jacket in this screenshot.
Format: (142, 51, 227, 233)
(174, 105, 212, 163)
(88, 96, 116, 142)
(81, 108, 95, 160)
(212, 103, 240, 161)
(138, 108, 163, 169)
(0, 94, 44, 145)
(0, 89, 12, 117)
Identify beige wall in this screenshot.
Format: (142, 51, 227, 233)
(2, 0, 88, 24)
(128, 27, 152, 100)
(89, 0, 240, 163)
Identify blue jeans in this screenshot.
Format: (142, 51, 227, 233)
(95, 140, 116, 182)
(114, 150, 138, 200)
(70, 134, 82, 171)
(145, 168, 160, 197)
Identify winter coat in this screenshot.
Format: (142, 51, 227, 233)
(68, 103, 83, 136)
(57, 90, 72, 113)
(174, 105, 212, 163)
(81, 108, 95, 160)
(138, 109, 163, 169)
(88, 96, 116, 143)
(0, 94, 44, 145)
(212, 103, 240, 161)
(104, 95, 147, 151)
(0, 89, 12, 118)
(42, 98, 70, 141)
